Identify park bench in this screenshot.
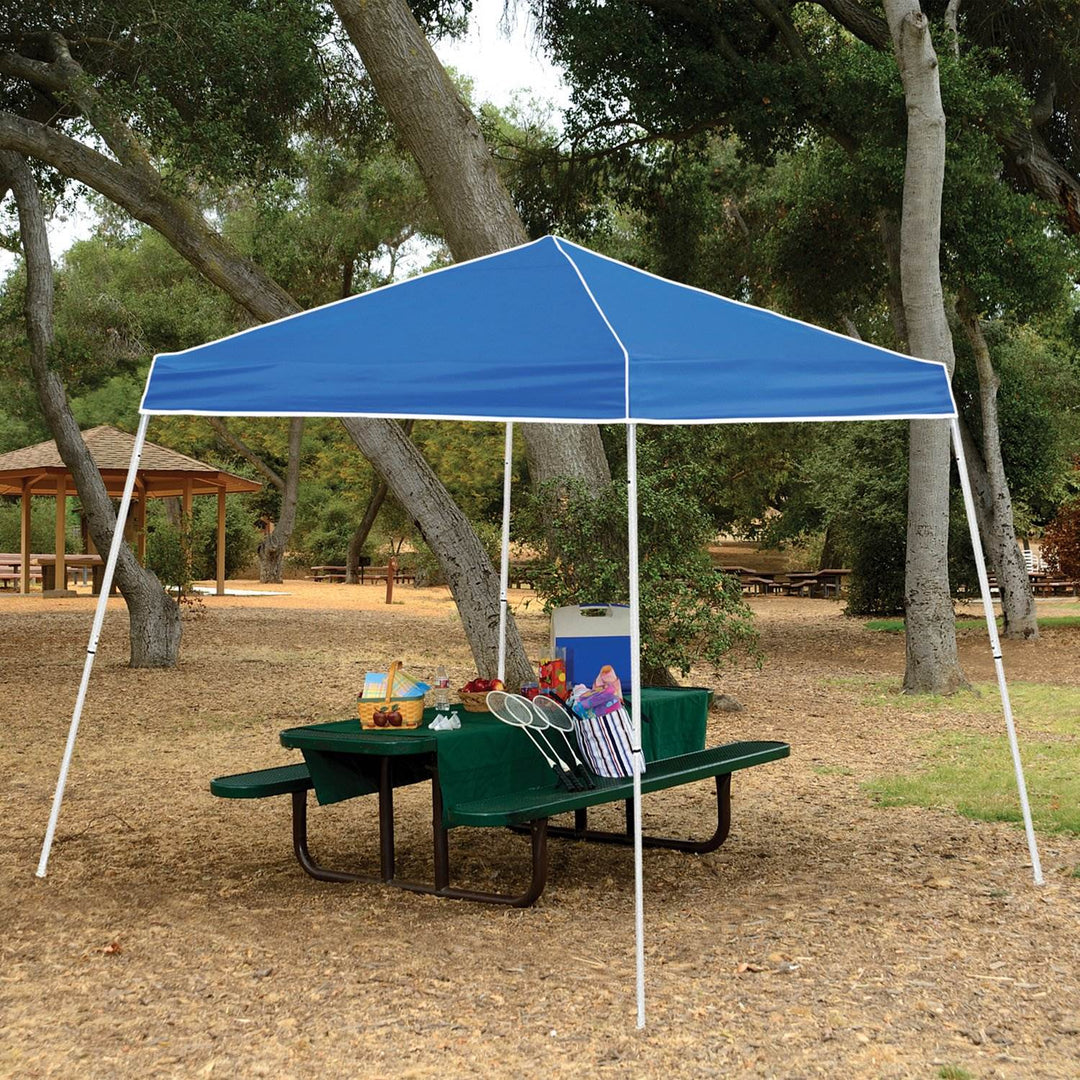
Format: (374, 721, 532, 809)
(0, 569, 42, 589)
(210, 739, 790, 906)
(1032, 579, 1080, 597)
(365, 564, 417, 584)
(309, 564, 348, 582)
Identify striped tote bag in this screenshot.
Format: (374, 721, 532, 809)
(574, 701, 645, 779)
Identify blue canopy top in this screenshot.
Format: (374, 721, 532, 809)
(141, 236, 956, 424)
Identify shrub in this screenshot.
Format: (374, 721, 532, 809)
(1043, 497, 1080, 578)
(515, 463, 760, 682)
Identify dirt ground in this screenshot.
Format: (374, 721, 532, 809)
(2, 581, 1079, 1079)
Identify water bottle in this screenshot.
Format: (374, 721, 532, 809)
(434, 665, 450, 712)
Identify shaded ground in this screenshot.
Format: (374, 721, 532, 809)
(2, 583, 1079, 1079)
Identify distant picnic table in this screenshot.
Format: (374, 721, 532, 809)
(308, 561, 416, 585)
(0, 552, 112, 593)
(719, 565, 851, 598)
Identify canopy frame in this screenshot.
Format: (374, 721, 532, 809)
(35, 237, 1044, 1034)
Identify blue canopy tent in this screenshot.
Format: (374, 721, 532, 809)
(37, 236, 1043, 1026)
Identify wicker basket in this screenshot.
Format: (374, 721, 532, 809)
(358, 661, 426, 729)
(457, 690, 490, 713)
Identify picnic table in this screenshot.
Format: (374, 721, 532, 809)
(784, 568, 850, 598)
(35, 554, 108, 593)
(717, 566, 778, 595)
(0, 552, 42, 590)
(1031, 577, 1080, 597)
(212, 687, 790, 905)
(309, 559, 417, 584)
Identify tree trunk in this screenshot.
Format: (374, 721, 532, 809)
(345, 487, 386, 583)
(883, 0, 967, 694)
(330, 0, 612, 494)
(955, 298, 1038, 639)
(341, 417, 535, 688)
(345, 420, 414, 583)
(877, 209, 910, 346)
(0, 88, 538, 677)
(256, 419, 303, 583)
(0, 150, 180, 667)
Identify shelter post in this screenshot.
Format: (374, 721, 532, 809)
(36, 414, 150, 878)
(20, 477, 31, 594)
(53, 473, 67, 594)
(949, 418, 1044, 885)
(216, 487, 227, 596)
(626, 423, 646, 1028)
(497, 423, 513, 683)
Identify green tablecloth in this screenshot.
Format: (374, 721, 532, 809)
(280, 686, 711, 825)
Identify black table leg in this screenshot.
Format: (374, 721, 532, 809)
(432, 765, 450, 891)
(379, 757, 394, 882)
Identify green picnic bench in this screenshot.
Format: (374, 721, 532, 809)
(211, 739, 790, 906)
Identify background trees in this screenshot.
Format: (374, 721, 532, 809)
(1, 0, 1077, 688)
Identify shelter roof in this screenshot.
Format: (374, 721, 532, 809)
(141, 235, 957, 425)
(0, 425, 261, 498)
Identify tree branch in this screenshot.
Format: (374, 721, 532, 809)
(751, 0, 813, 63)
(205, 417, 285, 491)
(811, 0, 891, 50)
(944, 0, 961, 57)
(0, 111, 300, 321)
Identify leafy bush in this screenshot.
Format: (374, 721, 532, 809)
(145, 517, 193, 594)
(0, 497, 80, 553)
(515, 434, 759, 682)
(144, 497, 259, 585)
(294, 494, 358, 566)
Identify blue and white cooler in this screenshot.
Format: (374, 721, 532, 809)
(550, 604, 632, 692)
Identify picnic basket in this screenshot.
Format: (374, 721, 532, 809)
(358, 661, 425, 729)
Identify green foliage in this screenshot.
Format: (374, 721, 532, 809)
(222, 135, 439, 308)
(294, 491, 360, 567)
(143, 497, 259, 586)
(0, 497, 80, 552)
(414, 421, 522, 521)
(190, 496, 260, 580)
(953, 320, 1080, 527)
(145, 515, 193, 595)
(515, 429, 759, 680)
(0, 1, 334, 188)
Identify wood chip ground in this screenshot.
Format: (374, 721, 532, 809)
(2, 583, 1078, 1078)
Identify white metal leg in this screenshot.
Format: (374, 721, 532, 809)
(497, 422, 513, 684)
(627, 423, 646, 1027)
(950, 418, 1043, 885)
(36, 414, 150, 878)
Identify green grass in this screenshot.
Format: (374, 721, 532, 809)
(1070, 866, 1080, 880)
(864, 732, 1080, 835)
(866, 614, 1080, 633)
(824, 678, 1080, 735)
(938, 1067, 973, 1080)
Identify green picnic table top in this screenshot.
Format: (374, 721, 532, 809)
(280, 686, 712, 825)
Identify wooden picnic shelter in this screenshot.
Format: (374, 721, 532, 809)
(0, 425, 260, 596)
